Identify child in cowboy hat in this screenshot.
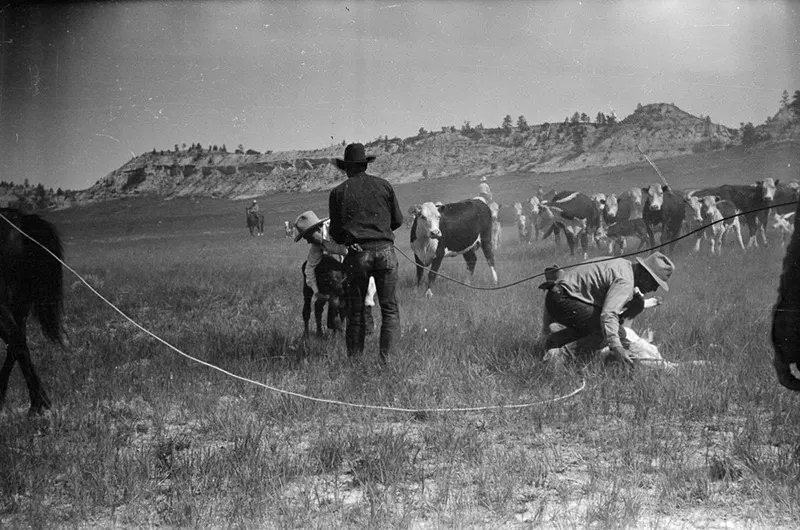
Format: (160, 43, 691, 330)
(294, 210, 376, 327)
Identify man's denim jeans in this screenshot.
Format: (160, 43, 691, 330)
(344, 243, 400, 360)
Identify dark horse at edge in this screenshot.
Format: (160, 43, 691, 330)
(0, 208, 64, 415)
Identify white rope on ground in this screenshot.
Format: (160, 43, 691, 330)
(0, 212, 586, 414)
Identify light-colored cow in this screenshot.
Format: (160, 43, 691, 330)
(689, 195, 745, 255)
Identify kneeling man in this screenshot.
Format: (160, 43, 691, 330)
(541, 252, 675, 367)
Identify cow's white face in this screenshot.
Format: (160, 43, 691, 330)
(604, 194, 618, 218)
(700, 195, 719, 220)
(759, 177, 777, 201)
(687, 196, 703, 222)
(529, 196, 541, 215)
(645, 184, 664, 210)
(416, 201, 443, 239)
(513, 202, 523, 216)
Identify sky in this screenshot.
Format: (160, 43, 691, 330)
(1, 0, 798, 192)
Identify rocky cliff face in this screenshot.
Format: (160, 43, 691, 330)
(76, 102, 795, 204)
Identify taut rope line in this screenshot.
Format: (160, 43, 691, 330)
(396, 200, 800, 290)
(0, 212, 586, 414)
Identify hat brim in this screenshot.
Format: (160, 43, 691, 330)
(636, 257, 670, 292)
(294, 218, 328, 242)
(334, 156, 376, 170)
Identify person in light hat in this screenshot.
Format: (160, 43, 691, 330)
(246, 198, 259, 215)
(294, 210, 347, 297)
(329, 143, 403, 362)
(539, 251, 675, 368)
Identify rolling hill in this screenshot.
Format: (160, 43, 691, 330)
(58, 101, 800, 206)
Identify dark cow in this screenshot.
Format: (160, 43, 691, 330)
(599, 218, 650, 255)
(693, 178, 777, 248)
(642, 185, 686, 254)
(410, 199, 498, 297)
(771, 198, 800, 391)
(301, 255, 347, 337)
(540, 191, 601, 258)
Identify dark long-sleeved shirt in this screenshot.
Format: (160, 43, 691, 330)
(328, 172, 403, 245)
(555, 257, 636, 351)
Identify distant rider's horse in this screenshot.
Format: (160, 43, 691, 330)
(246, 210, 264, 236)
(0, 209, 64, 415)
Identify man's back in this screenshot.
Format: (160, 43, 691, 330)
(329, 172, 403, 245)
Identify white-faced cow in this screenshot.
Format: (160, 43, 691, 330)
(642, 185, 685, 253)
(615, 186, 647, 222)
(772, 181, 800, 245)
(693, 178, 777, 248)
(513, 202, 529, 243)
(540, 191, 601, 259)
(771, 198, 800, 391)
(687, 195, 745, 255)
(410, 200, 499, 297)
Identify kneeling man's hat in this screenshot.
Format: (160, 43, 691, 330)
(636, 252, 675, 291)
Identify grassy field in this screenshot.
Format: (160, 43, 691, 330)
(1, 143, 800, 528)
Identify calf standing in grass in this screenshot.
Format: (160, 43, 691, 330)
(771, 199, 800, 391)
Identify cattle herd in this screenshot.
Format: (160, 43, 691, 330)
(402, 178, 800, 391)
(406, 178, 798, 282)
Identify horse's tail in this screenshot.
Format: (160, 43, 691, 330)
(20, 214, 64, 344)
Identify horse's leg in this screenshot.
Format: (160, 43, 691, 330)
(0, 345, 17, 411)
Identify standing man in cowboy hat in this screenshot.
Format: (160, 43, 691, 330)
(540, 252, 675, 368)
(329, 143, 404, 362)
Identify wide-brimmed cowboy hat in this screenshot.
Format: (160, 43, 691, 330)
(636, 252, 675, 291)
(334, 143, 376, 170)
(294, 210, 328, 242)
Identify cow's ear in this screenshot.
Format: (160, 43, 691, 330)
(409, 204, 422, 217)
(714, 195, 721, 203)
(436, 203, 444, 213)
(775, 179, 781, 186)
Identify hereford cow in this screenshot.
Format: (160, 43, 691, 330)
(541, 191, 601, 258)
(615, 186, 648, 222)
(771, 198, 800, 391)
(688, 195, 745, 255)
(693, 178, 777, 248)
(642, 185, 686, 253)
(772, 181, 800, 245)
(410, 199, 498, 297)
(513, 202, 529, 243)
